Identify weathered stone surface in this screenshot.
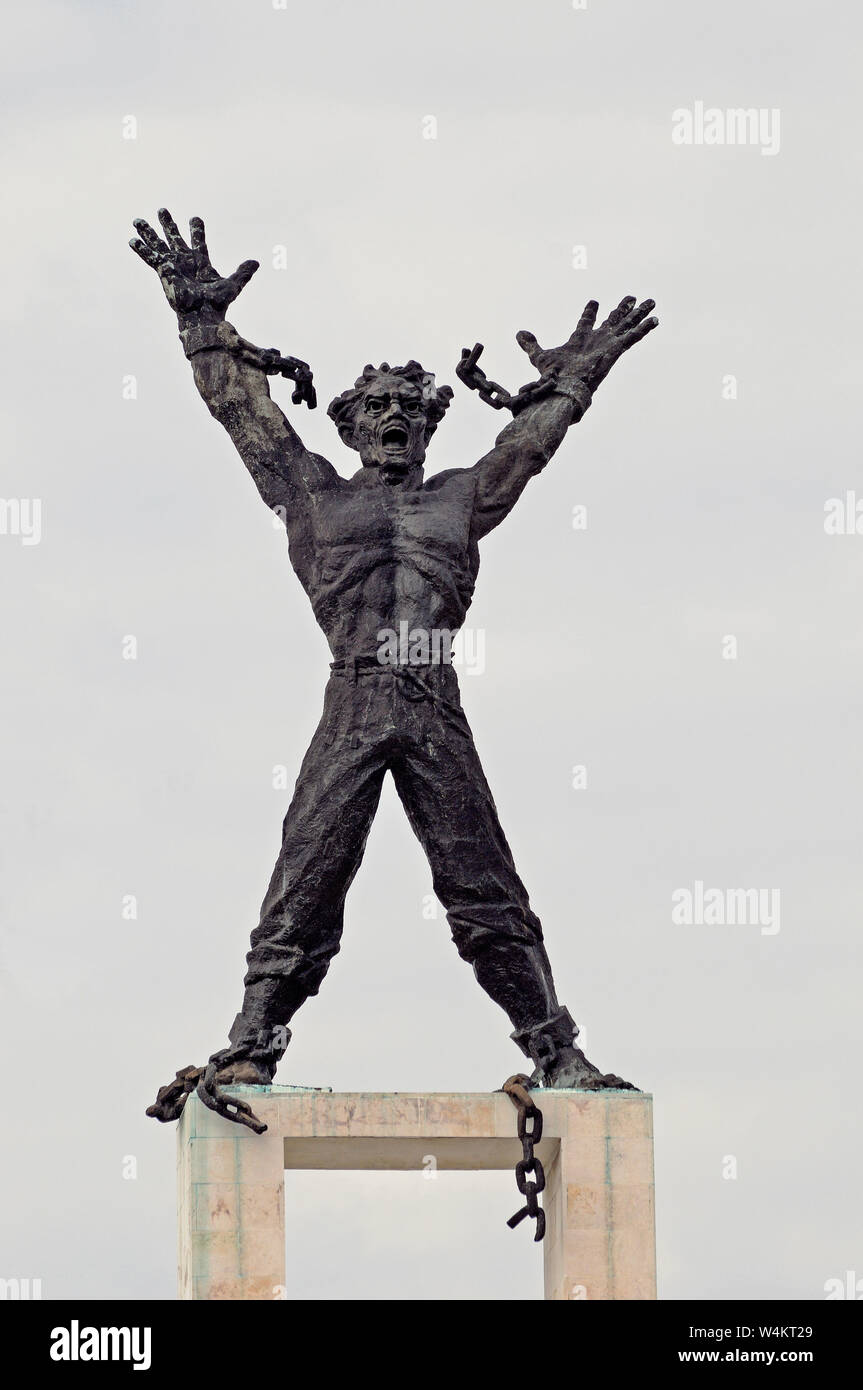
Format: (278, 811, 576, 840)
(177, 1088, 655, 1300)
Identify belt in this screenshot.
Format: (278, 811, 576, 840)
(329, 655, 465, 730)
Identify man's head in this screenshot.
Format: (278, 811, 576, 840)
(327, 361, 453, 483)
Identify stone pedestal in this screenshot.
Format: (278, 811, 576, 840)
(177, 1087, 655, 1300)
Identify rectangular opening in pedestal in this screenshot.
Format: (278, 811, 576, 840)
(283, 1134, 557, 1171)
(282, 1170, 544, 1300)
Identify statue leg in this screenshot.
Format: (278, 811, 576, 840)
(391, 704, 559, 1026)
(214, 687, 389, 1082)
(391, 676, 635, 1090)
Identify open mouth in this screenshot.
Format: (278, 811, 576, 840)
(381, 424, 409, 449)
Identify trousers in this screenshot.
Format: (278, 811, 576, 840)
(225, 659, 565, 1072)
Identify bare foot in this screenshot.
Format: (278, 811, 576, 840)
(530, 1044, 638, 1091)
(213, 1059, 273, 1086)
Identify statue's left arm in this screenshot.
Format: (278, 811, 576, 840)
(469, 297, 658, 539)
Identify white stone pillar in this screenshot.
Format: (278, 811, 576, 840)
(540, 1091, 657, 1300)
(177, 1090, 285, 1301)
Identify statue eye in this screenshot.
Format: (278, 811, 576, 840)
(366, 399, 383, 414)
(404, 401, 421, 414)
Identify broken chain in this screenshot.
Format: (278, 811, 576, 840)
(145, 1061, 267, 1133)
(501, 1073, 546, 1242)
(456, 343, 557, 416)
(236, 344, 317, 410)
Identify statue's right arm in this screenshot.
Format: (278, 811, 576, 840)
(186, 327, 337, 515)
(129, 208, 339, 517)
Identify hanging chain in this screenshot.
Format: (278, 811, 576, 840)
(501, 1074, 546, 1242)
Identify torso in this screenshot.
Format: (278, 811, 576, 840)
(287, 469, 479, 659)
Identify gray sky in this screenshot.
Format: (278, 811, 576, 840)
(1, 0, 861, 1300)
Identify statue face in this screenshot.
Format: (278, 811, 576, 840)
(353, 374, 428, 481)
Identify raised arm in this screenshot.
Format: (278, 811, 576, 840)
(467, 296, 658, 539)
(129, 208, 337, 515)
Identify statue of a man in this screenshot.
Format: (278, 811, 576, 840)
(131, 209, 658, 1127)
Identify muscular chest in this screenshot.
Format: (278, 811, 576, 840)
(315, 479, 472, 561)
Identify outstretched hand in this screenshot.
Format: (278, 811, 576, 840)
(516, 296, 658, 395)
(129, 208, 259, 323)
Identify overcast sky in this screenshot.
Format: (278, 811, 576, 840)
(1, 0, 861, 1301)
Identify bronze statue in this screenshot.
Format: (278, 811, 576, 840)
(131, 209, 658, 1132)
